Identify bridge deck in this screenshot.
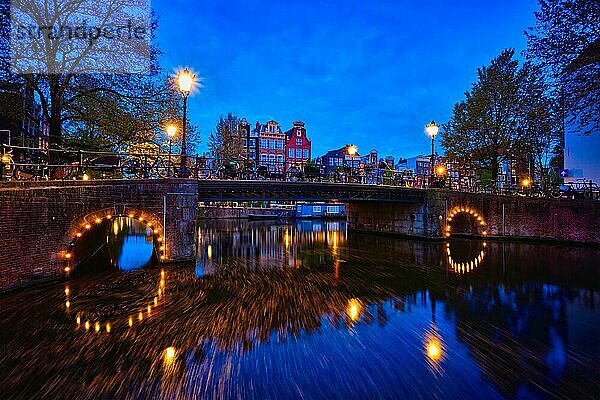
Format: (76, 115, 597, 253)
(197, 180, 426, 202)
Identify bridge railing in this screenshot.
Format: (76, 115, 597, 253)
(0, 144, 429, 187)
(1, 144, 598, 200)
(0, 144, 198, 181)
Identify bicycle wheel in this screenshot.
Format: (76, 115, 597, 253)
(155, 159, 173, 178)
(121, 158, 142, 179)
(14, 165, 38, 180)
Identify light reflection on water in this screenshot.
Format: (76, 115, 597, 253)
(0, 220, 598, 400)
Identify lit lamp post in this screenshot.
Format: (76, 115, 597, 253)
(425, 121, 440, 188)
(345, 145, 358, 183)
(436, 164, 447, 188)
(521, 177, 531, 194)
(166, 125, 177, 174)
(176, 68, 196, 177)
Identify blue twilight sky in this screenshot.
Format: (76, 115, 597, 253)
(153, 0, 538, 159)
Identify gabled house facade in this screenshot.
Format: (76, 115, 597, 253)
(284, 121, 311, 169)
(253, 120, 286, 171)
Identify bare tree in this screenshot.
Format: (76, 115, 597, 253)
(0, 0, 183, 149)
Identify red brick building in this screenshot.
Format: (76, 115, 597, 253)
(284, 121, 311, 169)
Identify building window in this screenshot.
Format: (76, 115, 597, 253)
(327, 206, 339, 214)
(303, 149, 309, 158)
(296, 138, 302, 145)
(288, 148, 294, 158)
(260, 139, 268, 148)
(313, 206, 321, 213)
(297, 131, 301, 137)
(277, 155, 284, 163)
(329, 158, 334, 166)
(261, 154, 267, 162)
(295, 149, 301, 158)
(276, 140, 283, 150)
(268, 140, 275, 149)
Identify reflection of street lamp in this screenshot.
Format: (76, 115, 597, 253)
(347, 298, 362, 323)
(521, 178, 531, 189)
(436, 165, 446, 176)
(166, 125, 177, 173)
(425, 121, 440, 187)
(176, 68, 196, 177)
(426, 337, 442, 361)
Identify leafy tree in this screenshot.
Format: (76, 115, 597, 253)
(443, 50, 562, 191)
(518, 62, 563, 189)
(525, 0, 600, 135)
(441, 50, 528, 190)
(208, 113, 243, 161)
(61, 74, 190, 152)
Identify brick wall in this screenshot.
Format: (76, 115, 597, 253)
(348, 191, 600, 245)
(0, 179, 198, 292)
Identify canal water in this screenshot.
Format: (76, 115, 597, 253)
(0, 219, 599, 399)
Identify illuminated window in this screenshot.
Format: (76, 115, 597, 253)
(289, 148, 294, 158)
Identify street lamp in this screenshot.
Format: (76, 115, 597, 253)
(425, 121, 440, 187)
(347, 145, 358, 156)
(166, 124, 177, 174)
(176, 68, 196, 177)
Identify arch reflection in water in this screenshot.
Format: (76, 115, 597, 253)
(446, 240, 487, 274)
(107, 217, 155, 271)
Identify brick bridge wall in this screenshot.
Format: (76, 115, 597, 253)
(347, 190, 600, 245)
(0, 180, 198, 292)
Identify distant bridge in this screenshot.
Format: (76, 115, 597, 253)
(197, 180, 426, 202)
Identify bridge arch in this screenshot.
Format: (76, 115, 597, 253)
(59, 208, 166, 274)
(444, 206, 488, 238)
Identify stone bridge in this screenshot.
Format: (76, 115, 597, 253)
(1, 179, 599, 291)
(0, 179, 198, 291)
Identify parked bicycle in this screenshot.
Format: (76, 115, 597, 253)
(120, 154, 174, 179)
(1, 146, 47, 180)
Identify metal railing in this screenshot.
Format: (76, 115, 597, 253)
(1, 144, 598, 200)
